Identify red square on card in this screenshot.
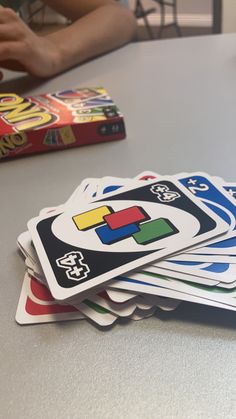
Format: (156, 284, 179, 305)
(104, 206, 149, 230)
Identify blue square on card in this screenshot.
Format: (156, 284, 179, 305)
(95, 223, 140, 245)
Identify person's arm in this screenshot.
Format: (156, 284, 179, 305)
(0, 0, 137, 78)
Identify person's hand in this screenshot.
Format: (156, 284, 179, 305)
(0, 7, 62, 79)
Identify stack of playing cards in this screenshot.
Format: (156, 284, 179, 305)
(16, 171, 236, 327)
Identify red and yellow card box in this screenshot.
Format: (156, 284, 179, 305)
(0, 87, 126, 160)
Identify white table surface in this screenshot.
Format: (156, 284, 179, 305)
(1, 34, 236, 419)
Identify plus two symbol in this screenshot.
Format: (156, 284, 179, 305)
(187, 178, 197, 186)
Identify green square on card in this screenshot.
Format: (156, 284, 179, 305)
(133, 218, 179, 245)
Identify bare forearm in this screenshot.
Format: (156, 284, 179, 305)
(0, 1, 136, 78)
(45, 4, 137, 73)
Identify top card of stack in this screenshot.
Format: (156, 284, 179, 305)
(0, 87, 125, 160)
(27, 173, 229, 301)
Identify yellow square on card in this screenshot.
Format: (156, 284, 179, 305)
(73, 206, 112, 230)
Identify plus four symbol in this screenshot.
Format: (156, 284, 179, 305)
(70, 266, 84, 277)
(157, 186, 166, 193)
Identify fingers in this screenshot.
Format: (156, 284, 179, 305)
(0, 7, 37, 65)
(0, 24, 26, 41)
(0, 7, 20, 24)
(0, 39, 39, 73)
(0, 41, 24, 62)
(0, 8, 30, 40)
(0, 58, 26, 72)
(0, 9, 26, 75)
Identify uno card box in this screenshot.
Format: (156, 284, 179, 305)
(0, 87, 126, 160)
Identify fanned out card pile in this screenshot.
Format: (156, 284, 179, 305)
(16, 171, 236, 327)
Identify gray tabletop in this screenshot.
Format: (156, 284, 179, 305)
(1, 34, 236, 419)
